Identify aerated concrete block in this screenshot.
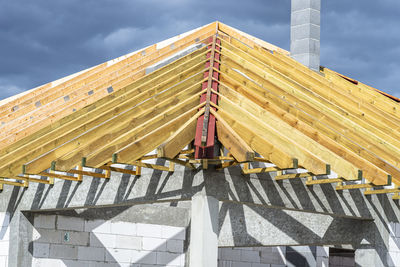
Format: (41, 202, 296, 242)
(161, 225, 186, 240)
(84, 219, 111, 234)
(220, 248, 241, 261)
(137, 223, 162, 238)
(57, 216, 84, 232)
(110, 221, 136, 236)
(32, 242, 49, 258)
(34, 215, 56, 229)
(115, 235, 141, 250)
(61, 231, 89, 246)
(77, 246, 105, 261)
(142, 237, 167, 251)
(156, 251, 183, 265)
(35, 229, 63, 244)
(166, 239, 183, 253)
(132, 250, 157, 264)
(241, 249, 261, 263)
(49, 244, 78, 260)
(90, 233, 116, 248)
(105, 248, 134, 263)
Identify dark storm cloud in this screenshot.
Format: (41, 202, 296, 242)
(0, 0, 399, 99)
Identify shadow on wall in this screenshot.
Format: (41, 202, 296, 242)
(3, 159, 400, 266)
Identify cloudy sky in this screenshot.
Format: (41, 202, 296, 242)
(0, 0, 399, 100)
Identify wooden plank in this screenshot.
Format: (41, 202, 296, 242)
(321, 68, 400, 119)
(217, 70, 400, 182)
(217, 82, 392, 184)
(52, 82, 203, 170)
(0, 23, 216, 126)
(68, 169, 109, 179)
(0, 178, 28, 187)
(217, 58, 400, 184)
(364, 188, 400, 195)
(392, 193, 400, 200)
(0, 46, 208, 169)
(216, 90, 364, 181)
(0, 50, 209, 149)
(243, 166, 281, 174)
(166, 158, 196, 169)
(336, 183, 374, 190)
(114, 108, 205, 165)
(98, 164, 138, 176)
(216, 109, 304, 170)
(19, 175, 54, 185)
(24, 90, 203, 175)
(212, 109, 255, 162)
(131, 161, 170, 172)
(216, 160, 240, 170)
(336, 175, 391, 190)
(223, 37, 400, 125)
(0, 64, 105, 116)
(157, 110, 202, 159)
(39, 171, 81, 182)
(306, 178, 344, 185)
(219, 42, 400, 157)
(3, 68, 205, 177)
(217, 22, 289, 55)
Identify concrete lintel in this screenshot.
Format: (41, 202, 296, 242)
(218, 201, 374, 248)
(220, 200, 374, 221)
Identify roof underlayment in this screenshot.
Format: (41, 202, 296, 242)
(1, 21, 400, 198)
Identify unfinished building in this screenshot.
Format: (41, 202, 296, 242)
(1, 5, 400, 267)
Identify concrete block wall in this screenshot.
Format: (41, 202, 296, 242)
(0, 212, 9, 267)
(286, 246, 329, 267)
(387, 222, 400, 267)
(32, 214, 186, 267)
(218, 246, 330, 267)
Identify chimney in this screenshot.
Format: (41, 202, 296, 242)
(290, 0, 321, 71)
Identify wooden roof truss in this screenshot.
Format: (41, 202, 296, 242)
(1, 22, 400, 198)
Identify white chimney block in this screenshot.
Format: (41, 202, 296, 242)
(291, 0, 321, 71)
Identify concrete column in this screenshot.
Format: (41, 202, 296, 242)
(291, 0, 321, 71)
(189, 192, 219, 267)
(8, 211, 34, 267)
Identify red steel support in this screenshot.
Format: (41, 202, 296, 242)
(194, 36, 221, 159)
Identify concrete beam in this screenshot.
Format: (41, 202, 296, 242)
(218, 201, 374, 248)
(189, 191, 219, 267)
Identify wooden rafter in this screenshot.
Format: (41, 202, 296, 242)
(1, 21, 400, 198)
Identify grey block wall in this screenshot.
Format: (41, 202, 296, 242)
(291, 0, 321, 71)
(0, 159, 399, 266)
(31, 214, 186, 266)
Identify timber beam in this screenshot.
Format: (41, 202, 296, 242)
(242, 158, 298, 175)
(336, 174, 392, 191)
